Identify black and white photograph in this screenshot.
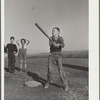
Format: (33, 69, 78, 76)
(2, 0, 99, 100)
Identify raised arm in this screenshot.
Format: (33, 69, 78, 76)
(26, 39, 30, 45)
(16, 40, 21, 45)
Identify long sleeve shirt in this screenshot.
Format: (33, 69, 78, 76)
(5, 43, 18, 54)
(49, 36, 65, 53)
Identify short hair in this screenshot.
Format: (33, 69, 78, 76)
(21, 38, 26, 43)
(52, 27, 60, 32)
(10, 37, 15, 40)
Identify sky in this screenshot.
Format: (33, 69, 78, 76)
(5, 0, 88, 54)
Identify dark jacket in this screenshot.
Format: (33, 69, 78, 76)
(49, 36, 65, 53)
(5, 43, 18, 54)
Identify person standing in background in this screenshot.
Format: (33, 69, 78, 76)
(16, 38, 30, 72)
(5, 37, 18, 74)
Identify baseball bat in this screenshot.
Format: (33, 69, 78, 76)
(35, 23, 53, 43)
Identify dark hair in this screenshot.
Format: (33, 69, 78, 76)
(10, 37, 15, 40)
(21, 38, 26, 43)
(52, 27, 60, 32)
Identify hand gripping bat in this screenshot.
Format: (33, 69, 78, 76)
(35, 23, 53, 43)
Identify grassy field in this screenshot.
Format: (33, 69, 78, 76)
(4, 57, 88, 100)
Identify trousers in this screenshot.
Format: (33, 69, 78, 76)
(47, 53, 68, 86)
(8, 53, 15, 73)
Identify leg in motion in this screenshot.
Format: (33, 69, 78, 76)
(57, 55, 69, 91)
(44, 55, 54, 89)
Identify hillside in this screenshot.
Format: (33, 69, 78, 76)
(28, 50, 88, 58)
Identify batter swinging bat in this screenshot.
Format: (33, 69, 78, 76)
(35, 23, 53, 43)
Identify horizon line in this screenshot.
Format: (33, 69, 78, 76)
(27, 49, 88, 56)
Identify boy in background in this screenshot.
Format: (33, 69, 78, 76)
(5, 37, 18, 74)
(44, 27, 69, 91)
(16, 38, 30, 72)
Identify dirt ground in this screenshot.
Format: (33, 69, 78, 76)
(4, 58, 88, 100)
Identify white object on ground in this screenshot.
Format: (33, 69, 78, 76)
(24, 81, 42, 87)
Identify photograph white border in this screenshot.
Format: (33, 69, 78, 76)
(1, 0, 4, 100)
(89, 0, 99, 100)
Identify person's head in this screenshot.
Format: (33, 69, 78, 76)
(10, 37, 15, 44)
(52, 27, 60, 38)
(21, 38, 26, 44)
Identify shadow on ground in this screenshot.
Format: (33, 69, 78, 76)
(63, 64, 88, 71)
(27, 71, 63, 88)
(4, 67, 21, 72)
(27, 71, 46, 86)
(15, 67, 20, 71)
